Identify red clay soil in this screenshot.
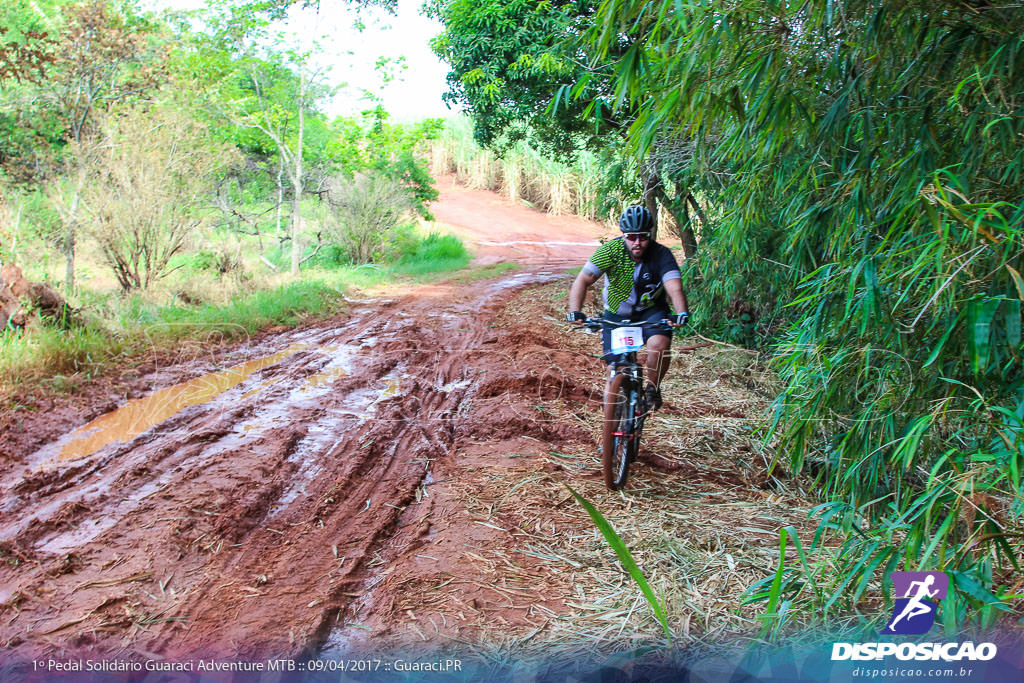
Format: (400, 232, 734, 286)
(0, 178, 616, 663)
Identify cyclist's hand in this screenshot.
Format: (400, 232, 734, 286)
(666, 312, 688, 328)
(567, 311, 585, 323)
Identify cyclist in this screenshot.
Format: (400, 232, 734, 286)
(567, 205, 689, 411)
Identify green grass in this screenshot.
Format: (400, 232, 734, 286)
(448, 261, 521, 283)
(393, 232, 470, 275)
(141, 279, 349, 333)
(0, 231, 476, 392)
(0, 278, 352, 388)
(0, 324, 125, 385)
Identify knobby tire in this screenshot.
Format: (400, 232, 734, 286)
(602, 372, 639, 490)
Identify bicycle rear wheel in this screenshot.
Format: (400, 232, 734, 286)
(602, 373, 638, 490)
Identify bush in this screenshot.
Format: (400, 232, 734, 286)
(321, 173, 413, 264)
(171, 246, 243, 276)
(0, 279, 349, 387)
(302, 243, 349, 269)
(394, 232, 469, 275)
(70, 104, 238, 291)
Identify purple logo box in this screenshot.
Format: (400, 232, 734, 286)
(883, 572, 949, 635)
(891, 572, 948, 600)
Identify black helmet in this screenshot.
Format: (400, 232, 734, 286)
(619, 205, 653, 233)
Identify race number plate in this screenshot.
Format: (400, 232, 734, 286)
(610, 326, 644, 354)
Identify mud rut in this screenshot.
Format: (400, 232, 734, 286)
(0, 180, 617, 661)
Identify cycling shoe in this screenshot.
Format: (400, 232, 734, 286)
(644, 383, 662, 412)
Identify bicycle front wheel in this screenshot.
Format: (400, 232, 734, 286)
(602, 373, 637, 490)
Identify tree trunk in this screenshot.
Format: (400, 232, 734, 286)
(640, 158, 661, 241)
(276, 157, 285, 237)
(682, 193, 705, 259)
(63, 186, 82, 294)
(289, 196, 302, 276)
(63, 227, 75, 294)
(651, 185, 701, 260)
(290, 75, 306, 276)
(678, 197, 698, 260)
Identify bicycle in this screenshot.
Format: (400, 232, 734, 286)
(574, 317, 673, 490)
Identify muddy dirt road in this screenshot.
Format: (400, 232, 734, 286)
(0, 178, 622, 663)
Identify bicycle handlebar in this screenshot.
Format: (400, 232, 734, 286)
(573, 317, 674, 333)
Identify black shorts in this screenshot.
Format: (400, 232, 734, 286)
(600, 308, 672, 363)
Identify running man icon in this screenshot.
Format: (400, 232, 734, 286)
(884, 572, 949, 635)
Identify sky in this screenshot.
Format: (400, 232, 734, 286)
(147, 0, 460, 122)
(276, 0, 459, 121)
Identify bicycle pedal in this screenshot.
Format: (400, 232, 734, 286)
(644, 384, 662, 411)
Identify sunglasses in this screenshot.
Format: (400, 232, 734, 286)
(624, 233, 651, 242)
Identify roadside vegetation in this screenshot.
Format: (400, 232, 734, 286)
(2, 0, 1020, 652)
(431, 117, 605, 220)
(428, 0, 1024, 638)
(0, 0, 470, 393)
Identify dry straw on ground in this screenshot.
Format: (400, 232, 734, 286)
(389, 280, 826, 662)
(499, 283, 825, 642)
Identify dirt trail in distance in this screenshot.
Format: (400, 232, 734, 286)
(0, 177, 615, 662)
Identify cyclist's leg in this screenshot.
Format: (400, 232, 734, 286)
(600, 313, 622, 413)
(637, 308, 672, 388)
(646, 333, 671, 387)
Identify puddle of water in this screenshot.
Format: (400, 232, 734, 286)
(266, 424, 335, 518)
(240, 377, 282, 400)
(286, 345, 361, 403)
(37, 517, 108, 555)
(266, 375, 393, 521)
(325, 387, 380, 420)
(482, 269, 566, 294)
(33, 474, 171, 554)
(267, 460, 323, 517)
(439, 379, 472, 393)
(374, 364, 411, 403)
(298, 367, 351, 391)
(233, 412, 290, 437)
(12, 338, 390, 551)
(379, 378, 401, 399)
(58, 344, 308, 461)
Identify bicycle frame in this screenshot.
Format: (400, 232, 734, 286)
(576, 317, 671, 489)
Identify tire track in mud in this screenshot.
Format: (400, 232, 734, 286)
(0, 264, 603, 660)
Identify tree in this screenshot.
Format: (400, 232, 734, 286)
(75, 103, 236, 291)
(226, 50, 332, 275)
(427, 0, 706, 248)
(182, 0, 338, 275)
(320, 171, 412, 264)
(426, 0, 611, 154)
(360, 105, 442, 217)
(0, 19, 58, 183)
(40, 0, 166, 293)
(0, 27, 54, 85)
(0, 0, 62, 86)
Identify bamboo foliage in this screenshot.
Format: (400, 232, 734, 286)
(584, 0, 1024, 628)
